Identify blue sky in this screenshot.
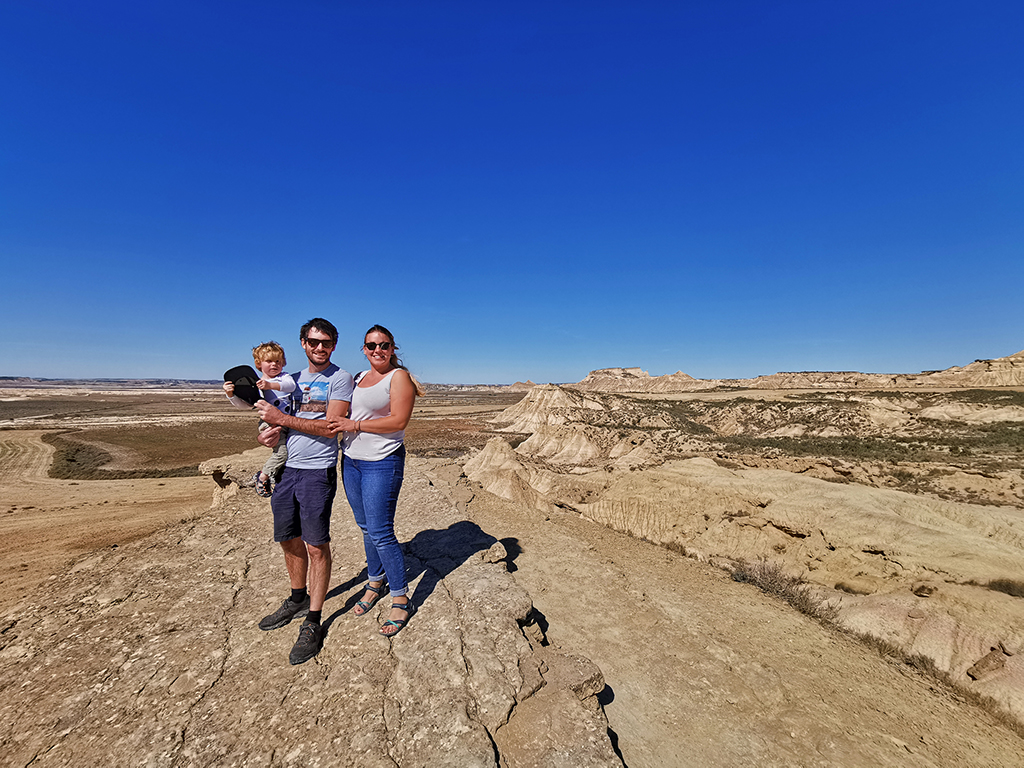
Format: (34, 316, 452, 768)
(2, 1, 1021, 384)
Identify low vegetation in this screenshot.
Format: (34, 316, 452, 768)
(730, 558, 838, 623)
(43, 433, 198, 480)
(729, 558, 1024, 739)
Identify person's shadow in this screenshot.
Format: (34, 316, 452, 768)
(404, 520, 505, 609)
(323, 521, 519, 630)
(322, 569, 370, 630)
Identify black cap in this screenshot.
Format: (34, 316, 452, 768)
(224, 365, 262, 407)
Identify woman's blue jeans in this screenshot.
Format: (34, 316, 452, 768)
(341, 445, 407, 597)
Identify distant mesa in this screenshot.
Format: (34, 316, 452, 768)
(0, 377, 221, 388)
(574, 349, 1024, 392)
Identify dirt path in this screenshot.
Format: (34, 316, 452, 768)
(0, 430, 211, 609)
(420, 458, 1023, 767)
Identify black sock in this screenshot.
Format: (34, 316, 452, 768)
(306, 610, 322, 624)
(290, 588, 308, 604)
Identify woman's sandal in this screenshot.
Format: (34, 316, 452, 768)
(352, 582, 387, 616)
(252, 471, 272, 498)
(380, 601, 415, 637)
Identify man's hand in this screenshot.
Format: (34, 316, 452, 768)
(223, 382, 235, 397)
(328, 417, 356, 435)
(255, 400, 283, 425)
(257, 425, 282, 448)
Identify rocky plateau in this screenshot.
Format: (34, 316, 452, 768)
(464, 371, 1024, 728)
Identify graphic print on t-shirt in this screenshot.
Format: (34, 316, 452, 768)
(299, 379, 329, 413)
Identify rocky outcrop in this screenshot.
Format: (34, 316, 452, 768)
(465, 381, 1024, 727)
(576, 368, 699, 393)
(574, 349, 1024, 392)
(0, 454, 620, 767)
(493, 384, 606, 433)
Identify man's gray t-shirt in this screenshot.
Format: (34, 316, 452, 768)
(284, 364, 354, 469)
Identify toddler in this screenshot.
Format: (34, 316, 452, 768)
(223, 341, 295, 497)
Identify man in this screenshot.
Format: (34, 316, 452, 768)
(255, 317, 354, 665)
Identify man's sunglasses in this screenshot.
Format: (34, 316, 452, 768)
(364, 341, 392, 351)
(304, 337, 335, 349)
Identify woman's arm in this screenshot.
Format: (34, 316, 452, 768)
(331, 370, 415, 434)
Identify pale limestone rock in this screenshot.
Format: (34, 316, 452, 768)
(483, 541, 508, 564)
(465, 381, 1024, 726)
(494, 648, 617, 768)
(0, 458, 620, 767)
(571, 349, 1024, 392)
(967, 648, 1006, 681)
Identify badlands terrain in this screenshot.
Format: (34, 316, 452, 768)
(1, 350, 1023, 766)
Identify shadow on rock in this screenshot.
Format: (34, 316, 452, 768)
(404, 519, 499, 609)
(500, 536, 522, 571)
(322, 568, 369, 630)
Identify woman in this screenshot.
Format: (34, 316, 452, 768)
(331, 325, 424, 637)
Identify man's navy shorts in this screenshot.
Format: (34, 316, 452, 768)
(271, 465, 337, 546)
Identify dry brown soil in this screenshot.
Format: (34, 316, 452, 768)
(0, 389, 253, 608)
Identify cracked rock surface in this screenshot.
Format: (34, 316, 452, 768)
(0, 455, 619, 767)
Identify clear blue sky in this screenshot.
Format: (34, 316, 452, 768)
(2, 1, 1021, 383)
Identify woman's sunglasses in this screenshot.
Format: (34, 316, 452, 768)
(364, 341, 392, 351)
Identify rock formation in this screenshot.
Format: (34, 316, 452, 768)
(574, 349, 1024, 392)
(0, 452, 621, 767)
(465, 384, 1024, 726)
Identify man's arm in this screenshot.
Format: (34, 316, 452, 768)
(326, 398, 350, 423)
(255, 398, 350, 437)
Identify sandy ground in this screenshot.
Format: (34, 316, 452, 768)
(3, 386, 1023, 766)
(0, 430, 211, 609)
(408, 459, 1023, 767)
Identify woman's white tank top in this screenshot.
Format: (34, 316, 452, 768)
(342, 369, 404, 460)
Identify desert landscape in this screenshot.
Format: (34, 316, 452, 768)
(1, 350, 1023, 766)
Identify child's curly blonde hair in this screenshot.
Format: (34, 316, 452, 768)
(252, 341, 286, 366)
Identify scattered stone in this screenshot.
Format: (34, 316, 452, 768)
(966, 648, 1006, 681)
(483, 541, 508, 564)
(912, 583, 937, 597)
(835, 577, 880, 596)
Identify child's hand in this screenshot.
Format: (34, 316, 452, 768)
(223, 382, 235, 397)
(256, 379, 270, 390)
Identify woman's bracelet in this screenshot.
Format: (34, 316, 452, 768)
(355, 421, 361, 433)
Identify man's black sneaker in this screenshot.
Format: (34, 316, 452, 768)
(258, 596, 310, 631)
(289, 620, 324, 665)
